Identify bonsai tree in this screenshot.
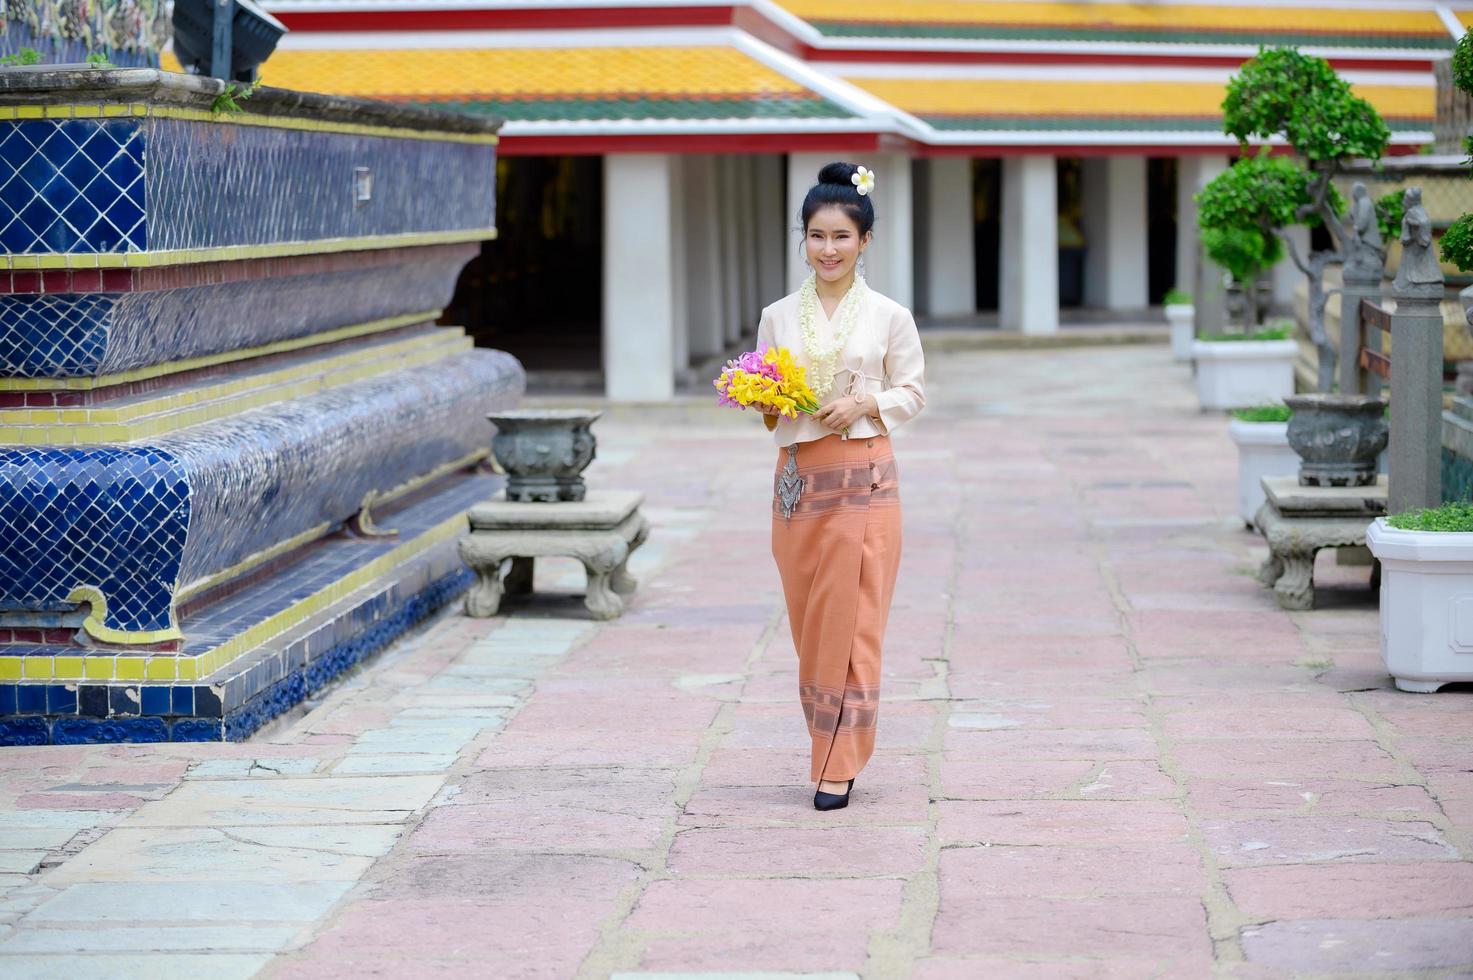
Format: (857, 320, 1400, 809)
(1442, 30, 1473, 276)
(1196, 153, 1320, 330)
(1213, 47, 1392, 391)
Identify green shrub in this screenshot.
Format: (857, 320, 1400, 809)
(1163, 287, 1193, 305)
(1199, 324, 1293, 342)
(1441, 212, 1473, 273)
(1230, 405, 1293, 422)
(1375, 189, 1405, 244)
(1387, 502, 1473, 532)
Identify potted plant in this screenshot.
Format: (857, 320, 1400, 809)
(1197, 49, 1397, 478)
(1192, 322, 1297, 411)
(1164, 287, 1195, 361)
(1227, 403, 1297, 527)
(1366, 503, 1473, 692)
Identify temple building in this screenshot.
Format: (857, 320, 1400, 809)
(195, 1, 1450, 399)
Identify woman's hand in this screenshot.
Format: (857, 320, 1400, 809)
(815, 394, 878, 432)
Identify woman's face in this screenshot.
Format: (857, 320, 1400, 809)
(805, 205, 870, 285)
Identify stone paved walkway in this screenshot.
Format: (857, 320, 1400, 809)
(1, 342, 1471, 979)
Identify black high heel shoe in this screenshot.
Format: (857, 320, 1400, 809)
(813, 778, 854, 811)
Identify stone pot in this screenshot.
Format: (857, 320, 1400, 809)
(1284, 393, 1388, 487)
(488, 409, 600, 502)
(1367, 518, 1473, 693)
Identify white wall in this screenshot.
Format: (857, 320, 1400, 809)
(916, 156, 976, 318)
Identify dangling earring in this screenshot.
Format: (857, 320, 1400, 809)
(857, 253, 866, 278)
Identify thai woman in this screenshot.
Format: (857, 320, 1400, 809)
(754, 161, 925, 810)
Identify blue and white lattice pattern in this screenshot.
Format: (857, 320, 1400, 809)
(0, 119, 146, 254)
(0, 447, 189, 634)
(0, 292, 114, 376)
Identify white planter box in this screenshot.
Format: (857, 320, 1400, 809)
(1366, 518, 1473, 693)
(1192, 339, 1297, 411)
(1166, 304, 1195, 362)
(1227, 419, 1297, 527)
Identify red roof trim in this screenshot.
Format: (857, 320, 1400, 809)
(804, 46, 1435, 73)
(497, 132, 884, 155)
(271, 5, 738, 32)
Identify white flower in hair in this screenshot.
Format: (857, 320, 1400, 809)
(850, 165, 875, 196)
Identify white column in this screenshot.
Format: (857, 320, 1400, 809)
(603, 154, 675, 401)
(999, 154, 1058, 334)
(1081, 155, 1148, 310)
(1273, 224, 1309, 311)
(786, 152, 830, 292)
(754, 154, 786, 309)
(918, 156, 975, 317)
(717, 156, 743, 345)
(1177, 154, 1230, 333)
(683, 155, 725, 360)
(864, 151, 914, 308)
(669, 156, 689, 374)
(736, 156, 760, 332)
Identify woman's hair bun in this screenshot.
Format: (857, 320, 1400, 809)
(817, 162, 859, 186)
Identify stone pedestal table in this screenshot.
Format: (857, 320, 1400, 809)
(1253, 475, 1387, 610)
(459, 490, 649, 620)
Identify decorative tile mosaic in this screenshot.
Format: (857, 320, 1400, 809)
(143, 116, 495, 253)
(0, 113, 495, 256)
(2, 3, 169, 67)
(0, 255, 465, 377)
(0, 350, 521, 641)
(0, 446, 189, 633)
(0, 496, 481, 744)
(0, 118, 145, 254)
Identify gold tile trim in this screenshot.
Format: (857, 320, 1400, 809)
(0, 103, 500, 144)
(3, 228, 496, 271)
(68, 584, 184, 646)
(0, 507, 470, 679)
(0, 310, 441, 392)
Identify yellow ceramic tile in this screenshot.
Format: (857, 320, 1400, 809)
(145, 658, 177, 681)
(53, 657, 85, 680)
(21, 657, 51, 680)
(83, 657, 114, 680)
(0, 658, 20, 680)
(15, 106, 44, 119)
(258, 46, 807, 101)
(115, 658, 147, 681)
(176, 659, 198, 681)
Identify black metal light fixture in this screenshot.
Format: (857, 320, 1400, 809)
(171, 0, 287, 82)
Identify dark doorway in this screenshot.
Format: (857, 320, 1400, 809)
(1057, 157, 1085, 307)
(443, 155, 603, 371)
(1147, 157, 1179, 303)
(972, 159, 1002, 311)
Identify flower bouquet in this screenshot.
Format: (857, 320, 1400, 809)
(714, 344, 818, 418)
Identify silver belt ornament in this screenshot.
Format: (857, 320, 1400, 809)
(778, 444, 804, 524)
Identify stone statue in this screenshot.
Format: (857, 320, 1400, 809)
(1393, 186, 1443, 300)
(1342, 182, 1384, 282)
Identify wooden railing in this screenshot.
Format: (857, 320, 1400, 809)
(1358, 297, 1391, 380)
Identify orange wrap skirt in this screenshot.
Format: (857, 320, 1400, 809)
(771, 434, 902, 783)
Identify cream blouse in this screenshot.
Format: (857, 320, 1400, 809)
(755, 285, 926, 447)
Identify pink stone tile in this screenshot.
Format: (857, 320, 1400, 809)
(911, 956, 1215, 980)
(1240, 918, 1473, 972)
(950, 697, 1149, 731)
(1154, 703, 1377, 740)
(410, 801, 667, 853)
(666, 826, 926, 875)
(1188, 779, 1440, 815)
(1170, 739, 1400, 780)
(508, 695, 720, 734)
(476, 732, 700, 769)
(941, 842, 1203, 898)
(1224, 863, 1473, 919)
(931, 895, 1212, 959)
(938, 800, 1189, 846)
(943, 728, 1159, 761)
(942, 759, 1097, 799)
(1396, 737, 1473, 776)
(680, 779, 930, 826)
(1201, 815, 1459, 867)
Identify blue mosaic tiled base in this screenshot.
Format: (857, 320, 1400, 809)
(0, 349, 523, 638)
(0, 255, 467, 377)
(0, 113, 495, 257)
(0, 472, 494, 744)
